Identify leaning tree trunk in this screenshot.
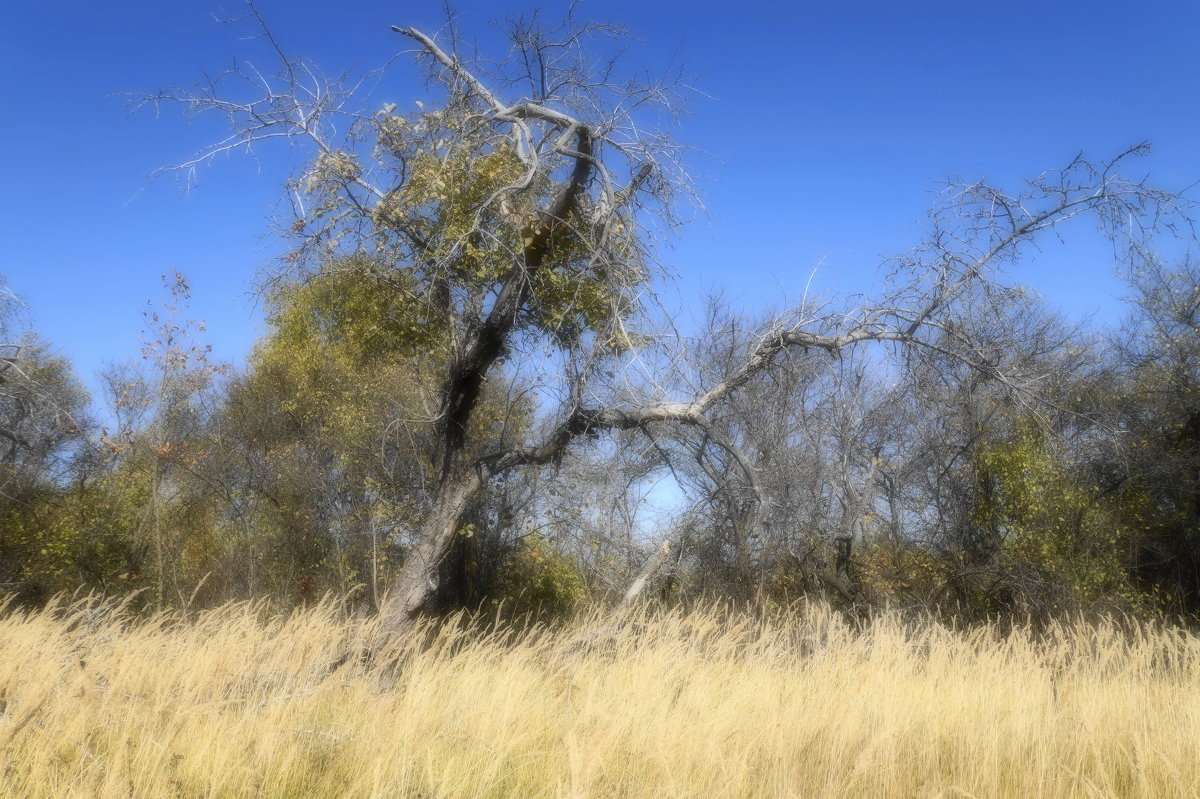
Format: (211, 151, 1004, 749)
(378, 465, 483, 636)
(370, 76, 596, 636)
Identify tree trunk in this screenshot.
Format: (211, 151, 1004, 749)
(617, 539, 675, 613)
(378, 466, 482, 636)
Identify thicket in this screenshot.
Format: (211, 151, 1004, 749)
(2, 258, 1200, 625)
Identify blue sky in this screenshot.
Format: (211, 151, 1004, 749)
(2, 0, 1198, 401)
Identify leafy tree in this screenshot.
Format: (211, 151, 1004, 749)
(218, 258, 532, 607)
(0, 333, 100, 601)
(1095, 259, 1200, 613)
(973, 420, 1144, 611)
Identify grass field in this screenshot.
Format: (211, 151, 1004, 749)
(1, 597, 1198, 798)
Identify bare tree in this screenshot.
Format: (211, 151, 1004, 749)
(140, 3, 1189, 634)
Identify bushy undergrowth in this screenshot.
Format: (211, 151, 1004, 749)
(2, 596, 1198, 798)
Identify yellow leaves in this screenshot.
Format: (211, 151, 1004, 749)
(246, 252, 532, 489)
(263, 256, 442, 365)
(402, 146, 522, 214)
(975, 419, 1144, 603)
(306, 151, 362, 190)
(387, 142, 628, 343)
(477, 531, 589, 616)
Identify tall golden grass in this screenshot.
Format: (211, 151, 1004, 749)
(1, 596, 1198, 798)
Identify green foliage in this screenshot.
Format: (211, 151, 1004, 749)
(493, 533, 587, 619)
(0, 338, 125, 602)
(270, 254, 444, 366)
(218, 257, 535, 605)
(1096, 262, 1200, 613)
(973, 421, 1143, 606)
(352, 109, 641, 351)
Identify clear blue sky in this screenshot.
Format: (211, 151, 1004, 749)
(2, 0, 1198, 401)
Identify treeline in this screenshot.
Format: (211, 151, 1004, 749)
(6, 9, 1199, 627)
(2, 255, 1199, 622)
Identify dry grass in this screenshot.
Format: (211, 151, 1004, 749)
(1, 597, 1198, 798)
